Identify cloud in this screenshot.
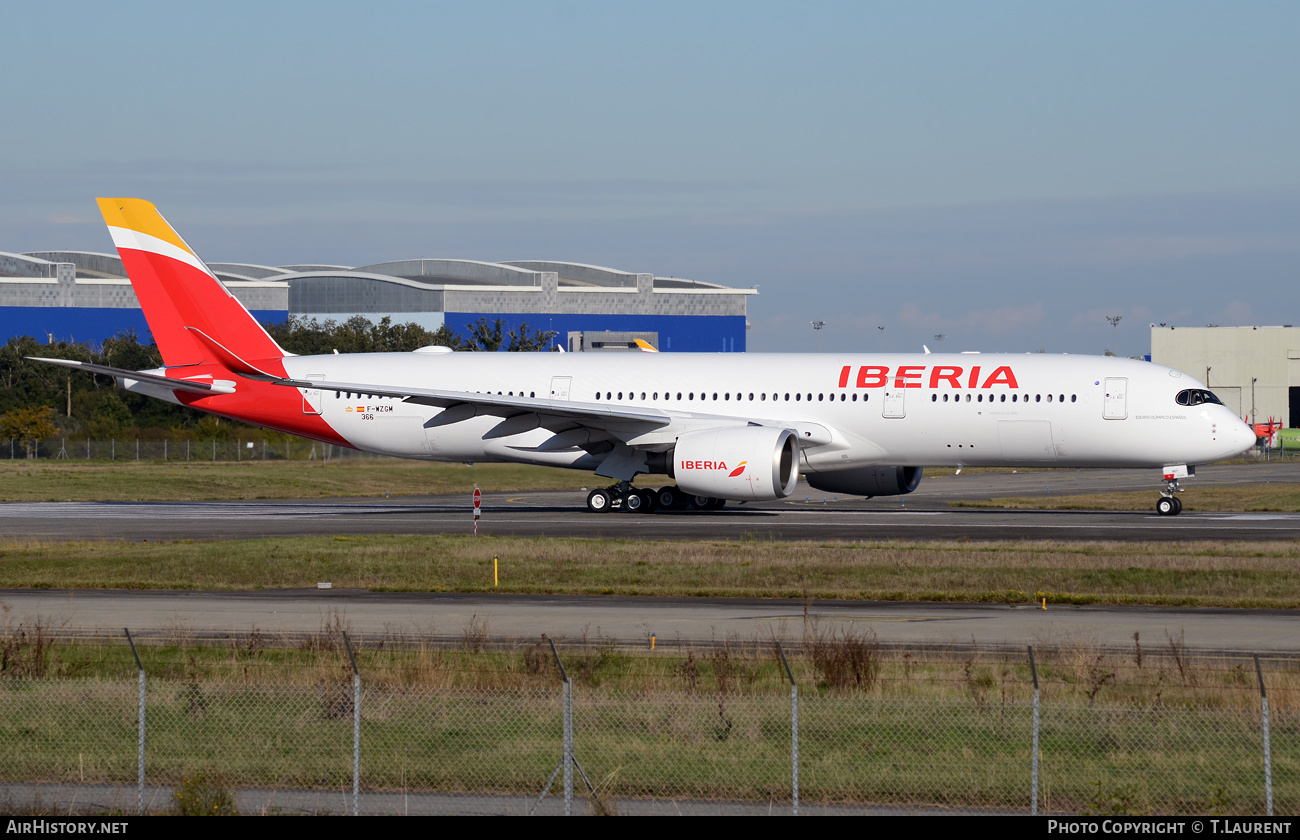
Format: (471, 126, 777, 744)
(899, 302, 1046, 337)
(1221, 301, 1255, 325)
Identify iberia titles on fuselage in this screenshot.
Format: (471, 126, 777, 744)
(837, 363, 1018, 389)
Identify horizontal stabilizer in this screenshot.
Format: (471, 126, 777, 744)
(27, 357, 236, 394)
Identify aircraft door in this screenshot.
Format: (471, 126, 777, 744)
(302, 374, 324, 415)
(882, 386, 905, 418)
(1103, 378, 1127, 420)
(549, 376, 572, 400)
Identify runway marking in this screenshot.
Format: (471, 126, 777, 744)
(1206, 513, 1300, 521)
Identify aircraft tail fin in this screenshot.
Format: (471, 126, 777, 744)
(97, 198, 286, 368)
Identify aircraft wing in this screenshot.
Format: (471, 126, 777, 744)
(270, 374, 674, 434)
(268, 374, 836, 447)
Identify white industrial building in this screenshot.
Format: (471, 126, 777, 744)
(1151, 325, 1300, 427)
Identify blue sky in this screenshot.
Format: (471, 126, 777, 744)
(2, 1, 1297, 354)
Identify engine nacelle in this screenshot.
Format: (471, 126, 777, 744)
(672, 427, 799, 501)
(806, 466, 923, 497)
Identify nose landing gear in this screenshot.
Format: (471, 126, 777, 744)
(1156, 465, 1190, 516)
(1156, 494, 1182, 516)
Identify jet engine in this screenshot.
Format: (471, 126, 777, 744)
(806, 465, 923, 497)
(671, 427, 799, 501)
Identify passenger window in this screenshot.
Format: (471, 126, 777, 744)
(1071, 395, 1076, 402)
(1047, 394, 1053, 402)
(931, 394, 937, 402)
(1059, 395, 1064, 403)
(851, 394, 857, 402)
(784, 394, 790, 401)
(795, 393, 801, 401)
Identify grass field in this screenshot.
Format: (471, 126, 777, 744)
(0, 631, 1293, 814)
(0, 459, 596, 502)
(7, 621, 1296, 709)
(960, 484, 1300, 512)
(2, 459, 1295, 512)
(1, 534, 1298, 608)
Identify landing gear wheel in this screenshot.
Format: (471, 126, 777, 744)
(1171, 496, 1182, 515)
(622, 489, 649, 513)
(658, 486, 685, 511)
(692, 495, 712, 510)
(1156, 496, 1178, 516)
(638, 489, 657, 512)
(586, 488, 613, 513)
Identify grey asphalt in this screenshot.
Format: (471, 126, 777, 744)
(4, 589, 1298, 654)
(0, 782, 967, 816)
(1, 462, 1298, 543)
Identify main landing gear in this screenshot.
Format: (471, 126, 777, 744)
(584, 483, 727, 514)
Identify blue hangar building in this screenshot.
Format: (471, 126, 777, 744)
(0, 251, 754, 353)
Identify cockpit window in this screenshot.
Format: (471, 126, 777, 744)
(1175, 389, 1224, 407)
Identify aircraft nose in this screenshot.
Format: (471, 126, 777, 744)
(1229, 419, 1257, 454)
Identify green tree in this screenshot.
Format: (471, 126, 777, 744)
(263, 315, 464, 355)
(79, 390, 133, 439)
(461, 318, 556, 352)
(0, 406, 58, 457)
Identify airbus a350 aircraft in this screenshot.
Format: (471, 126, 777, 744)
(34, 199, 1256, 517)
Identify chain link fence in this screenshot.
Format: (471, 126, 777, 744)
(0, 639, 1293, 816)
(0, 438, 385, 461)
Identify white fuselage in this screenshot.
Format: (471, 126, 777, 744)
(275, 351, 1255, 473)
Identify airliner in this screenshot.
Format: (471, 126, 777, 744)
(34, 199, 1256, 517)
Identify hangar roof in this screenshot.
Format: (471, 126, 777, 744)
(12, 251, 745, 293)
